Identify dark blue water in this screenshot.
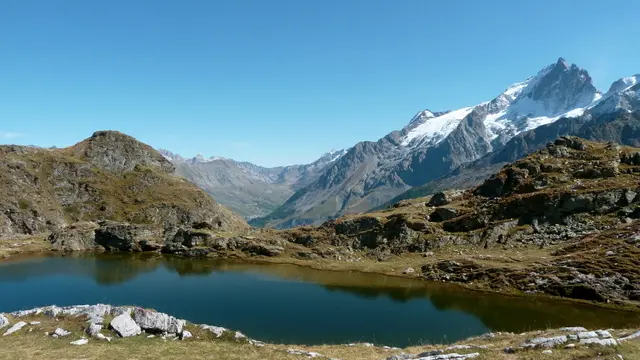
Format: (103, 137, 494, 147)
(0, 254, 637, 347)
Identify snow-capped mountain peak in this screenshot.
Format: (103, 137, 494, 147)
(400, 57, 599, 147)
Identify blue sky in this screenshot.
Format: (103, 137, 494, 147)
(1, 0, 639, 167)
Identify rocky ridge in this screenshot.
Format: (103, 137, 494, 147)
(0, 131, 247, 242)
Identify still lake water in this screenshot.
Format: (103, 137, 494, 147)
(1, 254, 638, 347)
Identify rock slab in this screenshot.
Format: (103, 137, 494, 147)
(2, 321, 27, 336)
(110, 314, 141, 338)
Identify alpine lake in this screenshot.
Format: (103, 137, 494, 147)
(1, 253, 638, 347)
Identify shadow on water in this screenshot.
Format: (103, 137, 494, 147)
(1, 253, 639, 346)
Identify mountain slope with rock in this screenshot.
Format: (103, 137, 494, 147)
(0, 131, 248, 241)
(159, 149, 345, 219)
(255, 59, 639, 228)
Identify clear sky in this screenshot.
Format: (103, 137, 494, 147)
(1, 0, 639, 167)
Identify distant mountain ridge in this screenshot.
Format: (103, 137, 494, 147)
(252, 58, 640, 228)
(158, 149, 346, 219)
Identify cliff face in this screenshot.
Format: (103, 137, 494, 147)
(0, 131, 247, 238)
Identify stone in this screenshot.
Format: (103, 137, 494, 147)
(416, 350, 444, 357)
(48, 222, 99, 251)
(3, 321, 27, 336)
(579, 338, 618, 346)
(110, 313, 141, 337)
(86, 323, 103, 337)
(95, 333, 111, 342)
(0, 314, 9, 329)
(200, 325, 227, 337)
(542, 350, 553, 354)
(54, 328, 71, 337)
(522, 335, 568, 348)
(564, 344, 576, 349)
(415, 353, 480, 360)
(234, 331, 247, 340)
(132, 308, 184, 334)
(503, 347, 516, 354)
(577, 331, 598, 339)
(403, 267, 415, 274)
(559, 327, 587, 332)
(111, 306, 133, 317)
(10, 309, 38, 317)
(70, 338, 89, 345)
(595, 330, 612, 339)
(617, 330, 640, 342)
(430, 208, 459, 222)
(29, 321, 41, 325)
(181, 330, 193, 340)
(43, 306, 62, 318)
(606, 251, 615, 256)
(286, 349, 323, 358)
(427, 192, 450, 207)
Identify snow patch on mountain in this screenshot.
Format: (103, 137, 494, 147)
(401, 107, 475, 146)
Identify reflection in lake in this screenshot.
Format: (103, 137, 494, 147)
(1, 254, 638, 346)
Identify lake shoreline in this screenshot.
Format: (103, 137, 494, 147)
(2, 238, 640, 315)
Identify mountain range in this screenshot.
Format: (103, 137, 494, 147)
(160, 58, 639, 228)
(158, 149, 346, 219)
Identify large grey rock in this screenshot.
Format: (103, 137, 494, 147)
(132, 308, 184, 334)
(2, 321, 27, 336)
(577, 331, 598, 339)
(427, 192, 450, 207)
(430, 208, 459, 222)
(579, 338, 618, 346)
(109, 313, 141, 337)
(0, 314, 8, 329)
(522, 335, 568, 348)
